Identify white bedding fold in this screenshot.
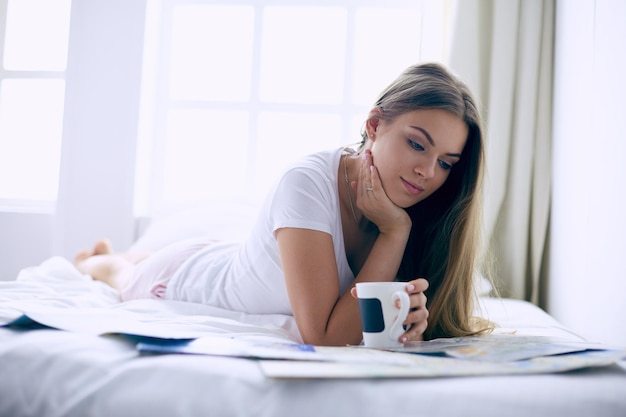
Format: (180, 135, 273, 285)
(1, 256, 302, 342)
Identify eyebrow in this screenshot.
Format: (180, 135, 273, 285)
(410, 125, 462, 158)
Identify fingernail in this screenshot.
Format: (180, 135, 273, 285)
(401, 337, 408, 343)
(362, 154, 367, 161)
(407, 284, 415, 291)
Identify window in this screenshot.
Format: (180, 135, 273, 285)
(0, 0, 71, 211)
(0, 0, 455, 217)
(135, 0, 454, 216)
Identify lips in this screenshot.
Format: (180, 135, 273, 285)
(401, 178, 424, 195)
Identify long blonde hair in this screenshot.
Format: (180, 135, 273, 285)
(362, 62, 493, 339)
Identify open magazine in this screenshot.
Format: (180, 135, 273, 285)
(135, 333, 626, 378)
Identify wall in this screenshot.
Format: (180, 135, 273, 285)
(53, 0, 146, 259)
(0, 212, 53, 280)
(549, 0, 626, 346)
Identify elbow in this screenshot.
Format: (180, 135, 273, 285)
(300, 332, 361, 347)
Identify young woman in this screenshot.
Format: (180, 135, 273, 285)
(75, 62, 493, 346)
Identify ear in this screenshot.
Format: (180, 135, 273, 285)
(364, 107, 383, 141)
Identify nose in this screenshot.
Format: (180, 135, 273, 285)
(416, 157, 437, 179)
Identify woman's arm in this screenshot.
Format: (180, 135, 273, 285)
(276, 225, 411, 346)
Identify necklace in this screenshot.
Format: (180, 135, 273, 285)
(343, 154, 359, 225)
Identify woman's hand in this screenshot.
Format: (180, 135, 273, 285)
(349, 277, 429, 343)
(353, 150, 411, 234)
(399, 278, 429, 342)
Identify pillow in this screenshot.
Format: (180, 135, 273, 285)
(129, 202, 259, 253)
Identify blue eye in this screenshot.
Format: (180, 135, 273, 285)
(438, 160, 452, 170)
(408, 139, 424, 151)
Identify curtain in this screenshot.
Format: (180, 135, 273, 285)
(447, 0, 555, 305)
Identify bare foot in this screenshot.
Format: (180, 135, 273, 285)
(93, 239, 113, 255)
(73, 239, 131, 290)
(74, 239, 113, 264)
(73, 249, 93, 264)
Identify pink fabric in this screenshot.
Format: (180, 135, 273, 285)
(119, 239, 213, 301)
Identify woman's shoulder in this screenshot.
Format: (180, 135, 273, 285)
(294, 147, 344, 170)
(269, 147, 344, 200)
(282, 153, 332, 185)
(274, 147, 341, 183)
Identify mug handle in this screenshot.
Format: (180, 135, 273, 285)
(389, 291, 411, 341)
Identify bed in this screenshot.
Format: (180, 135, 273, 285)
(1, 204, 625, 417)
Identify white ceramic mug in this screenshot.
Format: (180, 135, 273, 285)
(355, 282, 410, 349)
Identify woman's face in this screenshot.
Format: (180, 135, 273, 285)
(367, 108, 468, 208)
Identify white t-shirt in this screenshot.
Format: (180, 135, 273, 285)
(165, 147, 355, 315)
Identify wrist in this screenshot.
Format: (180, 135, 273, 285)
(377, 215, 411, 237)
(376, 224, 411, 247)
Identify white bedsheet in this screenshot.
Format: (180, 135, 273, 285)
(1, 257, 625, 417)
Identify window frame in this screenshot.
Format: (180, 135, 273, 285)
(136, 0, 454, 216)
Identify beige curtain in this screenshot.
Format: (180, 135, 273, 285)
(448, 0, 555, 305)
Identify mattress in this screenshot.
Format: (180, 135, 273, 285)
(1, 256, 625, 417)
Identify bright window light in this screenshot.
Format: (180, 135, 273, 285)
(3, 0, 72, 71)
(169, 5, 255, 101)
(0, 79, 65, 201)
(352, 8, 422, 105)
(259, 6, 347, 104)
(135, 0, 453, 215)
(162, 109, 250, 203)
